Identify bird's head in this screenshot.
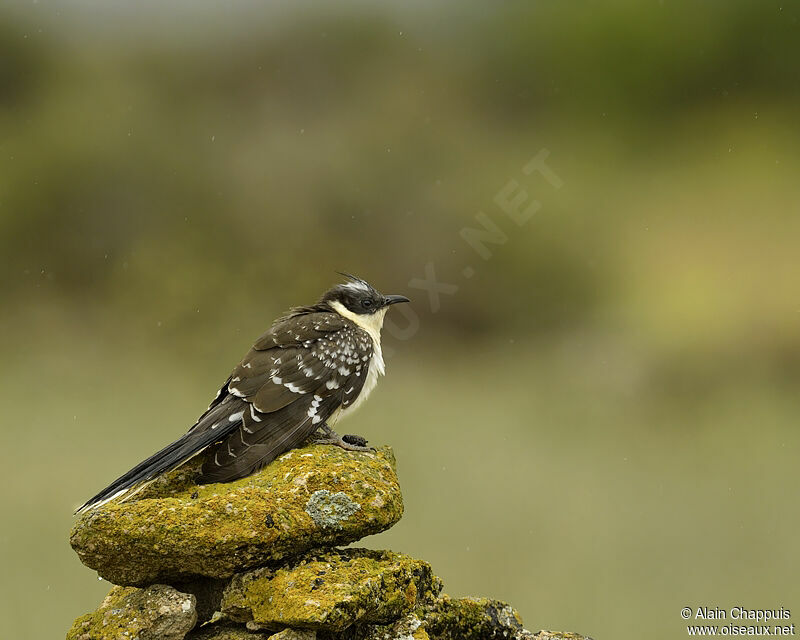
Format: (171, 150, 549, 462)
(320, 274, 409, 319)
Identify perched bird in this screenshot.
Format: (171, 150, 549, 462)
(77, 274, 409, 513)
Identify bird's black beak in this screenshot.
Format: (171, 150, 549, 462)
(383, 294, 410, 306)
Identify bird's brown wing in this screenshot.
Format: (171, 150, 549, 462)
(198, 312, 373, 483)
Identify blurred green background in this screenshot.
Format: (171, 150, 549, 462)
(1, 1, 799, 638)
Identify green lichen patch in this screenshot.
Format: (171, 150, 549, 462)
(221, 548, 442, 632)
(305, 489, 361, 528)
(71, 445, 403, 586)
(66, 584, 197, 640)
(423, 595, 529, 640)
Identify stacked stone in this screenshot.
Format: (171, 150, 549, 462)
(68, 444, 584, 640)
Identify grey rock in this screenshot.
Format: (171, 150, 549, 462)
(66, 584, 197, 640)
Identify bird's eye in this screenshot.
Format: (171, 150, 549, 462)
(362, 299, 373, 308)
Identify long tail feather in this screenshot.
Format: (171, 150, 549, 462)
(75, 399, 244, 514)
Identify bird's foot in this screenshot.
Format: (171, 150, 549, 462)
(313, 423, 374, 452)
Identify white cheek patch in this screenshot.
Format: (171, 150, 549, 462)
(328, 301, 388, 346)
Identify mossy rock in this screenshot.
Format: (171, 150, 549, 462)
(422, 595, 530, 640)
(184, 623, 274, 639)
(66, 584, 197, 640)
(66, 574, 587, 640)
(266, 631, 317, 640)
(71, 444, 403, 585)
(221, 548, 442, 632)
(327, 611, 431, 640)
(331, 596, 537, 640)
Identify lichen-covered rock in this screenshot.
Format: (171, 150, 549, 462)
(221, 548, 442, 632)
(327, 596, 534, 640)
(184, 623, 274, 639)
(66, 584, 197, 640)
(268, 630, 317, 640)
(71, 445, 403, 585)
(173, 577, 228, 625)
(423, 595, 531, 640)
(333, 612, 430, 640)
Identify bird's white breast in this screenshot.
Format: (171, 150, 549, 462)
(328, 301, 388, 420)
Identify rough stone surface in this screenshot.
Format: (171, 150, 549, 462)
(268, 630, 318, 640)
(221, 548, 442, 632)
(423, 595, 530, 640)
(66, 584, 197, 640)
(71, 444, 402, 585)
(336, 612, 430, 640)
(67, 440, 592, 640)
(173, 577, 228, 625)
(66, 564, 587, 640)
(185, 623, 274, 639)
(331, 596, 536, 640)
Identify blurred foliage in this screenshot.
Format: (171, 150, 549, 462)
(2, 2, 799, 363)
(1, 2, 799, 639)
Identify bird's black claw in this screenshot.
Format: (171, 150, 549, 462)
(312, 428, 374, 453)
(342, 434, 368, 447)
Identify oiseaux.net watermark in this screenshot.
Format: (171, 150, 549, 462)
(682, 606, 794, 636)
